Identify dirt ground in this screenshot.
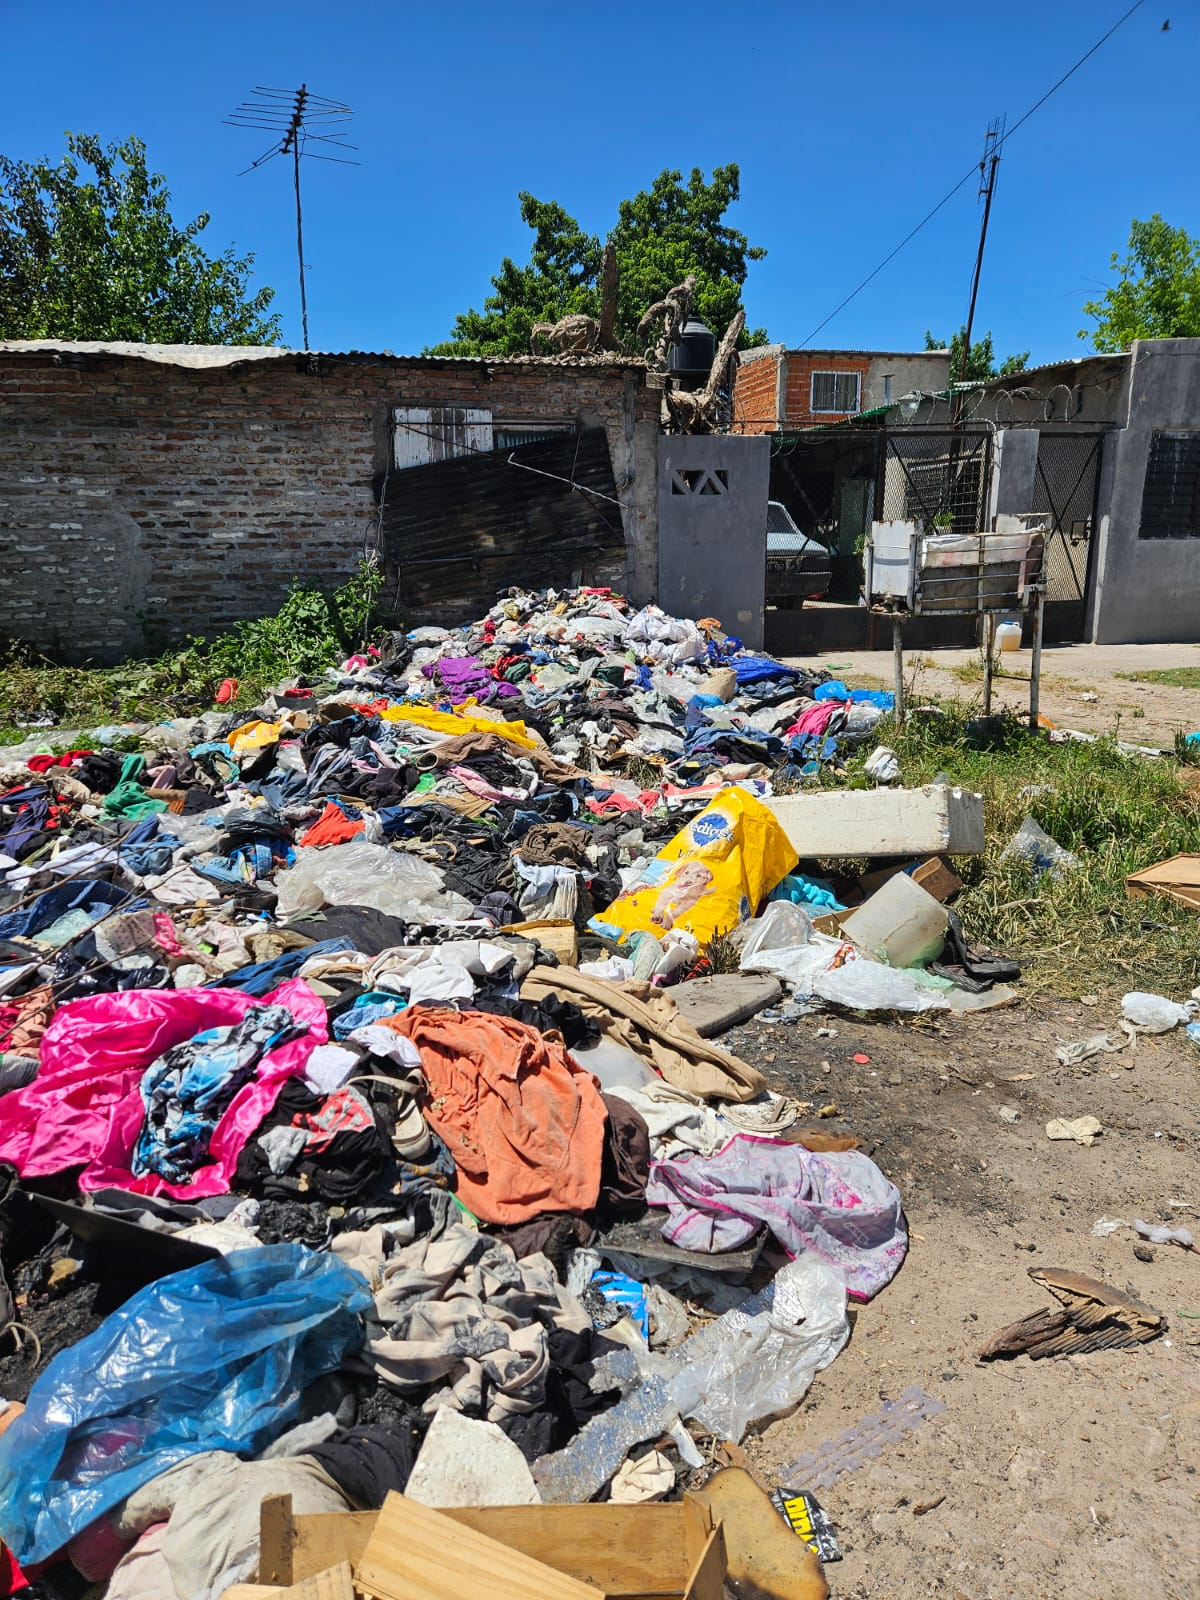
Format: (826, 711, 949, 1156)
(721, 995, 1200, 1600)
(790, 642, 1200, 750)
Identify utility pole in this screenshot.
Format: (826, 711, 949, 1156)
(225, 84, 357, 350)
(954, 117, 1004, 422)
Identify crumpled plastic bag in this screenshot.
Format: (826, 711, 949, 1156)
(0, 1244, 371, 1566)
(589, 787, 797, 946)
(274, 840, 473, 921)
(740, 901, 814, 966)
(1120, 991, 1198, 1034)
(1002, 817, 1080, 878)
(672, 1255, 850, 1441)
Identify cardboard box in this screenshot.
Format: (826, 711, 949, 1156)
(911, 856, 963, 903)
(1125, 854, 1200, 913)
(856, 856, 962, 902)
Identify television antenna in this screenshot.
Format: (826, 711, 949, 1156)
(225, 84, 358, 349)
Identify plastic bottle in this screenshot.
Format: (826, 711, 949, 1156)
(995, 621, 1022, 653)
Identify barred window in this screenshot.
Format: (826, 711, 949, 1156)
(810, 371, 861, 414)
(1138, 430, 1200, 540)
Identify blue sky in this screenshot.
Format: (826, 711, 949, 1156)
(3, 1, 1192, 364)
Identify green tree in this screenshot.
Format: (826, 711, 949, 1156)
(429, 164, 767, 357)
(0, 133, 280, 344)
(924, 327, 1029, 383)
(1079, 214, 1200, 351)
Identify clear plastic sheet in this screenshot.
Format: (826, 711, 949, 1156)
(533, 1257, 850, 1498)
(669, 1255, 850, 1441)
(273, 840, 473, 921)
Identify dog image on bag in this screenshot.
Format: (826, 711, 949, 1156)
(588, 788, 798, 946)
(651, 860, 714, 930)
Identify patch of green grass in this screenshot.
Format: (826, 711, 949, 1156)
(0, 565, 385, 739)
(947, 655, 1026, 685)
(1115, 667, 1200, 690)
(837, 702, 1200, 998)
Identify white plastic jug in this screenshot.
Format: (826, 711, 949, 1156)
(839, 872, 949, 968)
(996, 621, 1022, 653)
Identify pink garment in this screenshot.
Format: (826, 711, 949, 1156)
(585, 793, 647, 818)
(151, 913, 186, 957)
(447, 764, 530, 803)
(0, 980, 325, 1200)
(784, 702, 840, 739)
(646, 1132, 906, 1302)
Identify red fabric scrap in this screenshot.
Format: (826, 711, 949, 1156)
(297, 802, 365, 849)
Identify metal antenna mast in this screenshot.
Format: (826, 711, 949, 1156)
(225, 84, 358, 349)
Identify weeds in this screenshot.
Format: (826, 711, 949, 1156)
(1115, 667, 1200, 690)
(0, 565, 384, 736)
(697, 928, 742, 976)
(842, 703, 1200, 997)
(948, 654, 1026, 685)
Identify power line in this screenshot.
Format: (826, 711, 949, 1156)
(797, 0, 1149, 348)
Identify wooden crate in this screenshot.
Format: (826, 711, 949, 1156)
(256, 1492, 725, 1600)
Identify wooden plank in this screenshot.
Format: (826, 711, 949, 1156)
(223, 1560, 354, 1600)
(442, 1504, 696, 1594)
(259, 1494, 295, 1587)
(290, 1512, 377, 1583)
(680, 1497, 711, 1569)
(682, 1526, 726, 1600)
(357, 1493, 604, 1600)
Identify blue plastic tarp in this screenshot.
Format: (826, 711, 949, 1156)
(0, 1244, 371, 1565)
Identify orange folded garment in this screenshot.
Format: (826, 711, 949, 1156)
(298, 801, 365, 848)
(382, 1006, 608, 1225)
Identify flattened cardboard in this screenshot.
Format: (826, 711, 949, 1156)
(1125, 853, 1200, 912)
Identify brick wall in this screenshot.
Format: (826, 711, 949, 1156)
(732, 349, 781, 434)
(0, 350, 660, 662)
(783, 352, 872, 427)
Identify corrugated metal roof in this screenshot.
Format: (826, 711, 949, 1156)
(979, 351, 1129, 385)
(787, 347, 951, 359)
(0, 339, 650, 371)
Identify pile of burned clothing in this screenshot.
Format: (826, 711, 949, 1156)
(0, 589, 908, 1595)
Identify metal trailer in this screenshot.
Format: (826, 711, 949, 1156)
(863, 514, 1048, 728)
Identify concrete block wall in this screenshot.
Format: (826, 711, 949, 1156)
(0, 351, 661, 663)
(1091, 337, 1200, 643)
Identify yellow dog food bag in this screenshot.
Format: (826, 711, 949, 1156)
(589, 786, 798, 946)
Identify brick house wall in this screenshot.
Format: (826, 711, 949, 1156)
(0, 346, 661, 663)
(732, 346, 782, 434)
(734, 348, 952, 432)
(782, 352, 872, 427)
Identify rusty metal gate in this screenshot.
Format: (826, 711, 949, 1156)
(880, 429, 993, 533)
(1031, 430, 1103, 640)
(768, 429, 880, 601)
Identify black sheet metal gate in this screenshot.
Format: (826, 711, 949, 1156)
(1032, 430, 1103, 639)
(768, 425, 1102, 639)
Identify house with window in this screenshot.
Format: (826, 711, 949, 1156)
(974, 338, 1200, 644)
(733, 345, 952, 433)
